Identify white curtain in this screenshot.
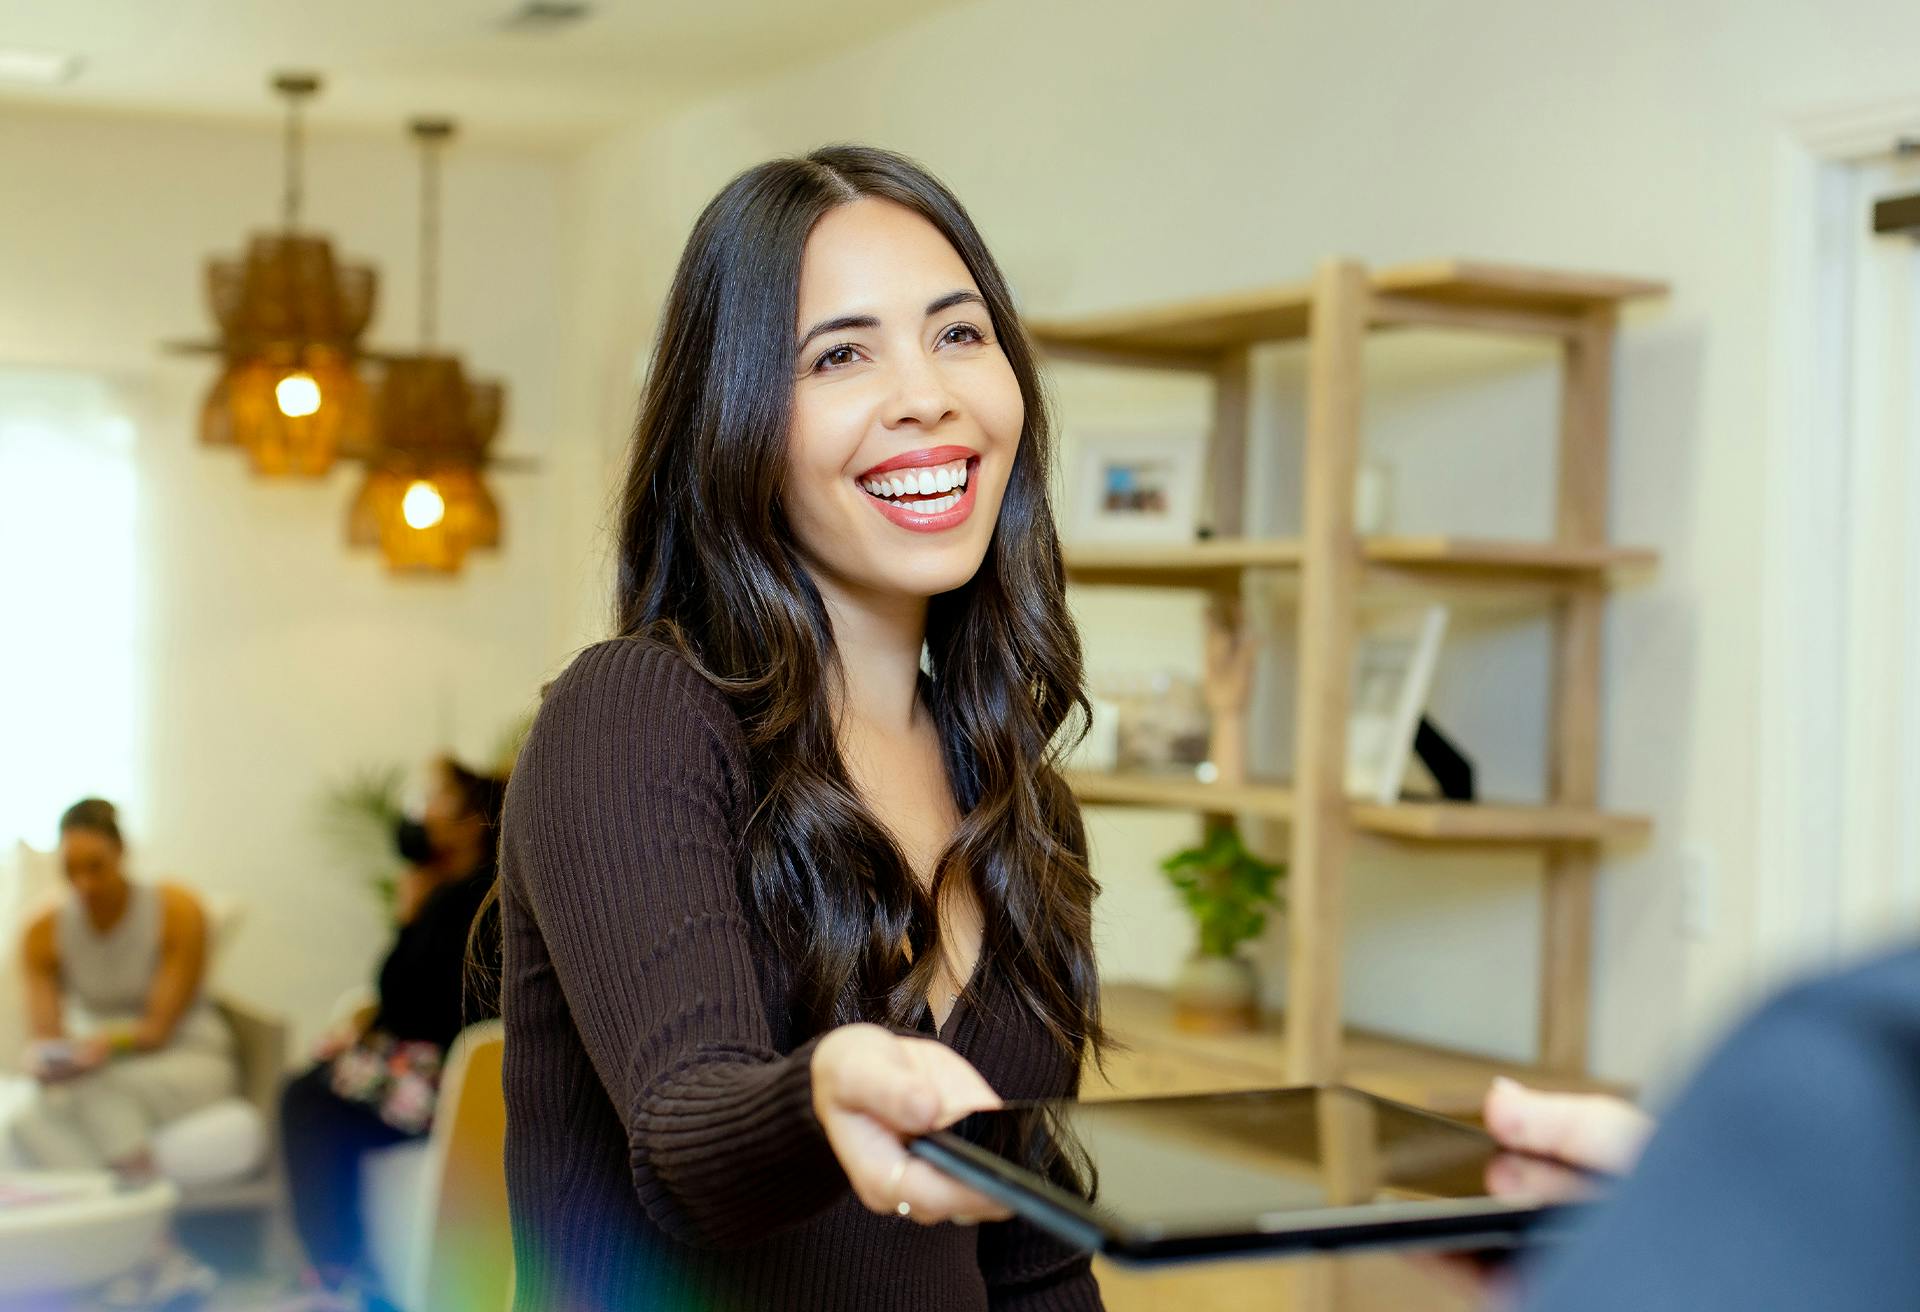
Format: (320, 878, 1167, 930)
(1757, 151, 1920, 987)
(0, 370, 140, 854)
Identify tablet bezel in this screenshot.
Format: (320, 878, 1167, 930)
(906, 1084, 1589, 1264)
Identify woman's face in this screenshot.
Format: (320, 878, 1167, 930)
(422, 764, 482, 857)
(60, 828, 124, 913)
(784, 197, 1024, 606)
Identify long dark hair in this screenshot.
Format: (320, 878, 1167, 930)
(615, 144, 1103, 1067)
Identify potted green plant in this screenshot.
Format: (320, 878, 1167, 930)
(319, 763, 410, 922)
(1160, 818, 1286, 1033)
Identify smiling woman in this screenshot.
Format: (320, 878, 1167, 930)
(490, 145, 1107, 1311)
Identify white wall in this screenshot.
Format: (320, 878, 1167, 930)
(13, 0, 1920, 1083)
(0, 107, 590, 1047)
(551, 0, 1920, 1085)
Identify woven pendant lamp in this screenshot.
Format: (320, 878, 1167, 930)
(347, 118, 522, 576)
(167, 73, 377, 477)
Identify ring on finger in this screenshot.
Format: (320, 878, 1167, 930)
(887, 1156, 912, 1218)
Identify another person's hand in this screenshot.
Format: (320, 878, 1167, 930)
(811, 1022, 1014, 1228)
(1410, 1078, 1655, 1306)
(1483, 1076, 1653, 1177)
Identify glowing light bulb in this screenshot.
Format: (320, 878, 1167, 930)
(274, 371, 322, 417)
(402, 479, 446, 530)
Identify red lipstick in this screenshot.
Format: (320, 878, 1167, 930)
(855, 445, 979, 482)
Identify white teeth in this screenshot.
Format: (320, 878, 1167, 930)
(857, 458, 972, 504)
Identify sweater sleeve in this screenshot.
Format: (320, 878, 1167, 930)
(502, 638, 849, 1249)
(980, 1217, 1104, 1311)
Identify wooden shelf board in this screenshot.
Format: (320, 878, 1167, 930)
(1090, 982, 1629, 1117)
(1063, 536, 1658, 590)
(1029, 258, 1668, 358)
(1065, 770, 1650, 845)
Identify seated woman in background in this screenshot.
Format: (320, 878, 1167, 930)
(10, 797, 237, 1177)
(277, 755, 505, 1303)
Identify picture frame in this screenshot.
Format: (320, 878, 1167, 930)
(1067, 431, 1203, 545)
(1345, 606, 1450, 805)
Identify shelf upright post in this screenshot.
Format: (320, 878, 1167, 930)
(1205, 347, 1253, 539)
(1203, 347, 1256, 838)
(1540, 305, 1618, 1073)
(1286, 259, 1370, 1086)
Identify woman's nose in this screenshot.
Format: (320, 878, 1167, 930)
(882, 354, 958, 431)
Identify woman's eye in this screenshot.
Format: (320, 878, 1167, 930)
(814, 344, 861, 372)
(942, 323, 986, 346)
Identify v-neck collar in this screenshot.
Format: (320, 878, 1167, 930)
(920, 951, 988, 1047)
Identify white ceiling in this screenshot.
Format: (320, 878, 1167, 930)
(0, 0, 955, 145)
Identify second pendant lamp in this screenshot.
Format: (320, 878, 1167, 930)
(348, 118, 511, 575)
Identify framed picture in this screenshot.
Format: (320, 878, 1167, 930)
(1346, 606, 1450, 805)
(1067, 432, 1203, 545)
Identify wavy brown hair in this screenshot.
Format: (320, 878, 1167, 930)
(612, 144, 1103, 1068)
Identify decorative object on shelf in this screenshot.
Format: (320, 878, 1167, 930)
(1161, 818, 1286, 1033)
(1200, 594, 1259, 785)
(346, 117, 525, 575)
(1346, 605, 1449, 805)
(1095, 670, 1211, 774)
(1411, 716, 1477, 801)
(1355, 458, 1393, 535)
(1058, 689, 1121, 773)
(165, 72, 377, 477)
(1068, 431, 1203, 544)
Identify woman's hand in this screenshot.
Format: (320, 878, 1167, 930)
(27, 1035, 110, 1083)
(810, 1022, 1015, 1227)
(311, 1022, 361, 1063)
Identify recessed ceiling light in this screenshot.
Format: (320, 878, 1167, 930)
(0, 47, 82, 85)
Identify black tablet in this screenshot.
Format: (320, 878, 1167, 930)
(908, 1084, 1601, 1264)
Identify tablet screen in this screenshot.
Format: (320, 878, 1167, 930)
(928, 1085, 1597, 1257)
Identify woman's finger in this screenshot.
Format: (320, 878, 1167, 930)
(819, 1025, 941, 1134)
(898, 1037, 1003, 1126)
(885, 1152, 1013, 1226)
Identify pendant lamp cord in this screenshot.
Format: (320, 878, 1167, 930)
(420, 135, 440, 349)
(282, 90, 304, 232)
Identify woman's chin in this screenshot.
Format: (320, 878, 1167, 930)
(859, 553, 988, 601)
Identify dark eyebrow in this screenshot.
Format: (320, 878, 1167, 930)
(795, 289, 988, 354)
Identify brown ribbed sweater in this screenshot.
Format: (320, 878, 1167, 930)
(498, 637, 1103, 1311)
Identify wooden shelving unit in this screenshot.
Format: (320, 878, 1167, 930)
(1063, 771, 1650, 846)
(1036, 257, 1666, 1090)
(1088, 984, 1628, 1116)
(1063, 536, 1658, 590)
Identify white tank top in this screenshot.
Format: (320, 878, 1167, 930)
(56, 882, 231, 1054)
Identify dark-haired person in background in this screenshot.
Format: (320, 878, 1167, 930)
(493, 146, 1106, 1310)
(10, 798, 237, 1173)
(277, 755, 505, 1306)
